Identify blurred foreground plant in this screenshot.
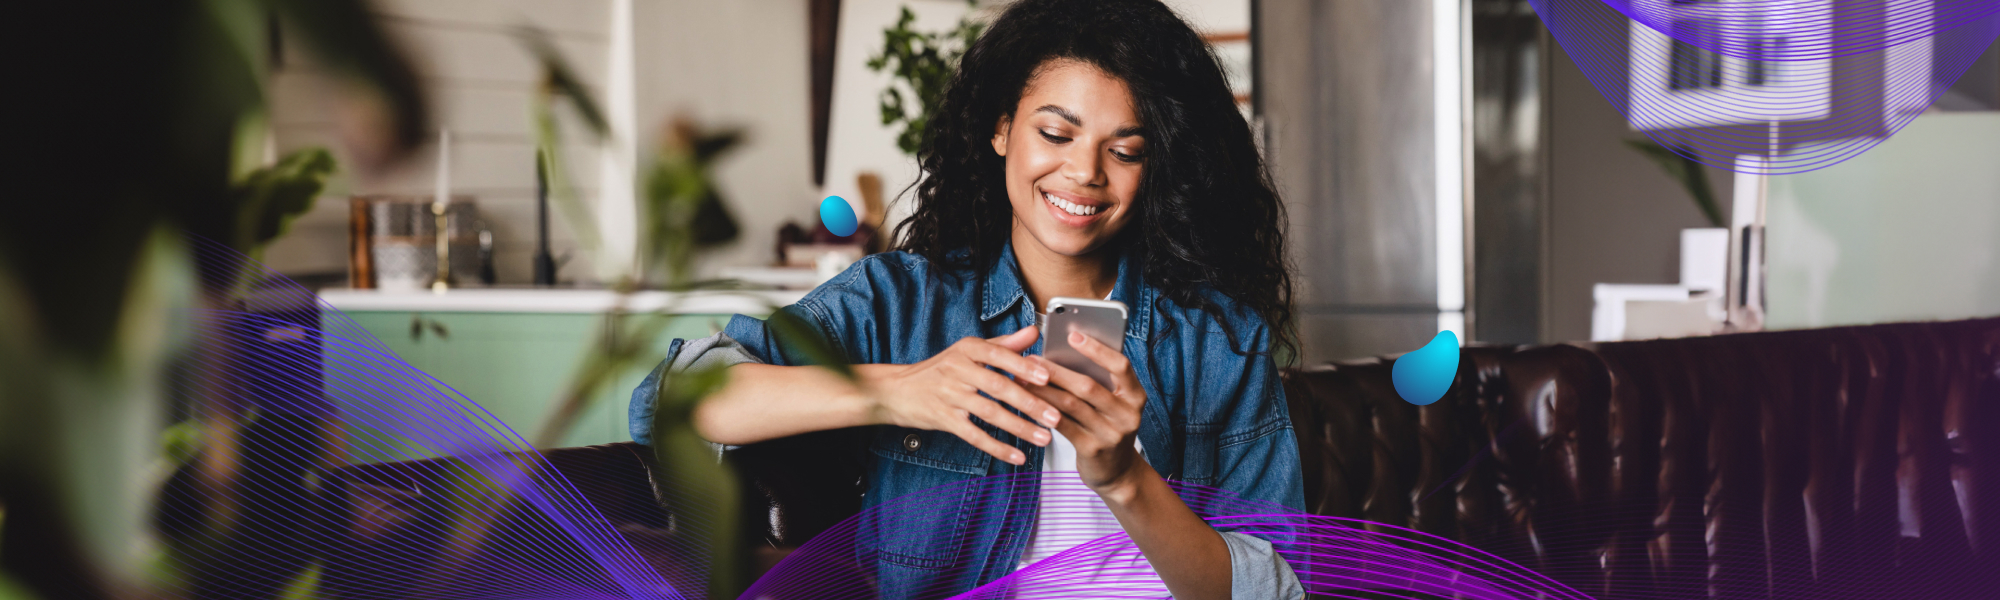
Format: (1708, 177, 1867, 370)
(488, 32, 851, 600)
(1, 1, 425, 599)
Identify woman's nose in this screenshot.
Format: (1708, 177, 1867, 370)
(1060, 146, 1106, 187)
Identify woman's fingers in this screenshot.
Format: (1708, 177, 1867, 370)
(1033, 353, 1142, 434)
(948, 359, 1061, 428)
(952, 386, 1052, 448)
(958, 333, 1050, 386)
(968, 332, 1048, 384)
(939, 409, 1028, 465)
(1064, 330, 1139, 397)
(1022, 377, 1110, 433)
(1033, 353, 1116, 412)
(987, 325, 1041, 353)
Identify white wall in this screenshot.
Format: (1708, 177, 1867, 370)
(633, 0, 817, 273)
(1766, 113, 2000, 328)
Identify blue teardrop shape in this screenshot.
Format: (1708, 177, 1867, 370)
(1391, 330, 1460, 406)
(819, 196, 858, 237)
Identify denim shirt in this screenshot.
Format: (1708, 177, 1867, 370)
(630, 243, 1305, 598)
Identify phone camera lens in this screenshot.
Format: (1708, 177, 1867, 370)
(1054, 307, 1067, 314)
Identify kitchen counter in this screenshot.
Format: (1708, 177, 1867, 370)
(317, 288, 807, 315)
(318, 288, 803, 453)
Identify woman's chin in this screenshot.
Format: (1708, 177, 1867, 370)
(1024, 229, 1113, 258)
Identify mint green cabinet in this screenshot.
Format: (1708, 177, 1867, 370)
(325, 310, 737, 459)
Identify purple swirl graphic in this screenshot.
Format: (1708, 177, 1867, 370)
(1538, 0, 2000, 174)
(1605, 0, 2000, 61)
(745, 472, 1594, 600)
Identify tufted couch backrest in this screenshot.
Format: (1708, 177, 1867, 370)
(1285, 318, 2000, 599)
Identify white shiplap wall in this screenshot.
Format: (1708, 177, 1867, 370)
(265, 0, 617, 284)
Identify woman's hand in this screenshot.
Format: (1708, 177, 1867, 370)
(1023, 329, 1147, 496)
(859, 325, 1062, 466)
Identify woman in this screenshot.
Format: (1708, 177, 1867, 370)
(631, 1, 1303, 598)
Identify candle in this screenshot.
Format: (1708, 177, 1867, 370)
(432, 129, 452, 292)
(434, 128, 451, 209)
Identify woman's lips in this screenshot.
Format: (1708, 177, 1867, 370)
(1040, 188, 1106, 226)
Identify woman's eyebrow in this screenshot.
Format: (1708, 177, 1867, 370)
(1033, 104, 1145, 138)
(1033, 104, 1081, 126)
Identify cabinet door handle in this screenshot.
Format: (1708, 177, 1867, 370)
(409, 313, 450, 341)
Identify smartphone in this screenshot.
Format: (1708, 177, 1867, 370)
(1041, 297, 1129, 389)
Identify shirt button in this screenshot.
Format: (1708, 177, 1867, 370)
(902, 433, 921, 452)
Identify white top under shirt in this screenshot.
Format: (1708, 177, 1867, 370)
(1011, 297, 1163, 592)
(1014, 433, 1156, 570)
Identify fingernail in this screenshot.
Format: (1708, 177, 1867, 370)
(1033, 368, 1050, 384)
(1011, 451, 1025, 465)
(1032, 430, 1050, 445)
(1043, 409, 1061, 425)
(1069, 330, 1085, 345)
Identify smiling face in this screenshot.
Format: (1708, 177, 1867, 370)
(992, 59, 1146, 260)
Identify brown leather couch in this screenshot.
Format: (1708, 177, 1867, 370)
(314, 317, 2000, 599)
(1285, 318, 1998, 599)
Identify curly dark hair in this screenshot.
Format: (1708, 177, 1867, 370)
(892, 0, 1296, 362)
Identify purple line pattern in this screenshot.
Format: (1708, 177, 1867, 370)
(747, 472, 1596, 600)
(1537, 0, 2000, 174)
(164, 239, 705, 599)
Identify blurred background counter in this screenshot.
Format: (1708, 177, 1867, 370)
(319, 288, 804, 452)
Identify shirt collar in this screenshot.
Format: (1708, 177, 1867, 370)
(979, 240, 1150, 341)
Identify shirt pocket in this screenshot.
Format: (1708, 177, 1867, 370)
(1181, 422, 1222, 487)
(860, 427, 992, 570)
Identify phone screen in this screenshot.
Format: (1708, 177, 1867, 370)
(1041, 298, 1128, 389)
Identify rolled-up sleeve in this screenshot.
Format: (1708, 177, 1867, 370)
(1222, 531, 1306, 600)
(627, 332, 766, 446)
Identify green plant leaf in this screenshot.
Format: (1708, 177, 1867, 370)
(234, 147, 337, 255)
(520, 27, 610, 261)
(0, 571, 37, 600)
(764, 309, 855, 380)
(518, 26, 610, 137)
(1624, 138, 1725, 228)
(160, 421, 204, 468)
(274, 561, 322, 600)
(867, 1, 983, 156)
(649, 364, 740, 600)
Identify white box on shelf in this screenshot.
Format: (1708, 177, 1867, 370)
(1680, 228, 1730, 293)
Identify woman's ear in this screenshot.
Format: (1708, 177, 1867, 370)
(991, 115, 1011, 157)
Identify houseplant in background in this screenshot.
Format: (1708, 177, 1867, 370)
(867, 1, 986, 156)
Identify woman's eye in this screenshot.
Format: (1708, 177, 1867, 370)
(1039, 130, 1072, 144)
(1111, 150, 1145, 164)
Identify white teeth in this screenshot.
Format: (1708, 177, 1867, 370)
(1044, 192, 1097, 216)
